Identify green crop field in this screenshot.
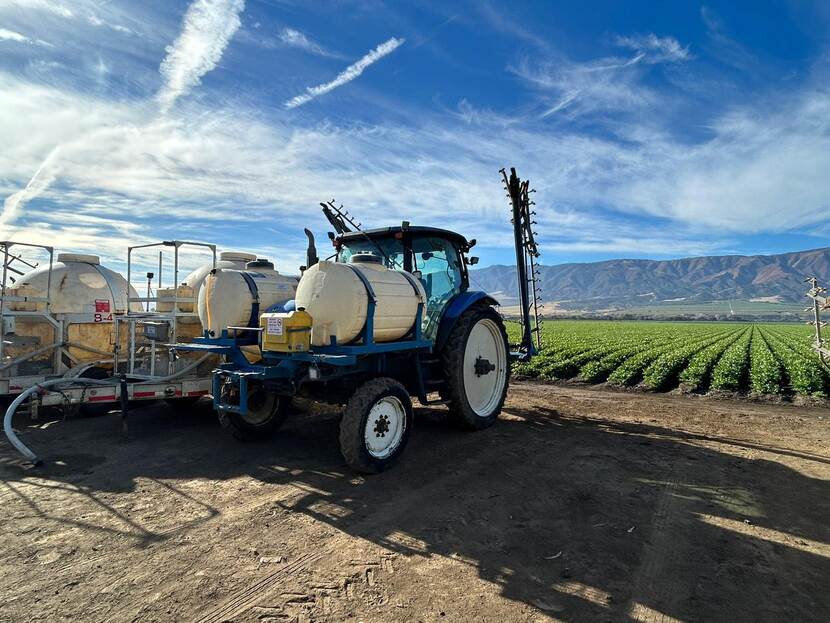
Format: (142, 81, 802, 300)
(508, 320, 828, 397)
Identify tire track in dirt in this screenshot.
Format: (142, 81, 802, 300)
(628, 468, 684, 623)
(194, 551, 324, 623)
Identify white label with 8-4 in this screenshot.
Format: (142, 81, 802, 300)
(267, 316, 284, 336)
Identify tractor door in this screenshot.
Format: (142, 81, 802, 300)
(410, 236, 465, 339)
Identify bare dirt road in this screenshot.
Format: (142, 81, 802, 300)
(1, 382, 828, 622)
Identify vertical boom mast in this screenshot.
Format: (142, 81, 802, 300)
(501, 167, 542, 360)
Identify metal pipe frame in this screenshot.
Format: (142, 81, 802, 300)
(125, 240, 216, 377)
(0, 242, 56, 376)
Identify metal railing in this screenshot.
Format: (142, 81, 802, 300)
(120, 240, 216, 377)
(0, 241, 60, 379)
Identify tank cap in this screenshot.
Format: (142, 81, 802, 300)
(57, 253, 100, 265)
(246, 259, 274, 269)
(350, 253, 382, 264)
(219, 251, 257, 262)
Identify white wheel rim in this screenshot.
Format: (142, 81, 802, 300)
(463, 318, 507, 417)
(365, 396, 406, 459)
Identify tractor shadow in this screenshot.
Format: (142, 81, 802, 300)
(1, 397, 829, 621)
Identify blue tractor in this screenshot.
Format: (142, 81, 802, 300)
(179, 168, 542, 472)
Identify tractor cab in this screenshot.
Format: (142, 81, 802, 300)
(334, 226, 477, 339)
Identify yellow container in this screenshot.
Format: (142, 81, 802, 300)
(260, 310, 313, 353)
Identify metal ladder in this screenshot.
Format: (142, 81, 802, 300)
(806, 277, 830, 362)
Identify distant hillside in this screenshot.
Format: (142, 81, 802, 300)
(471, 247, 830, 317)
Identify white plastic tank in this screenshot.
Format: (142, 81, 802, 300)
(7, 253, 141, 364)
(295, 255, 426, 347)
(157, 250, 257, 313)
(198, 260, 298, 337)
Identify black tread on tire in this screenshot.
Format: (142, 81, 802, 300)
(339, 377, 413, 474)
(440, 305, 510, 430)
(224, 388, 290, 442)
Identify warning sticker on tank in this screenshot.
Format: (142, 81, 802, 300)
(267, 317, 284, 336)
(95, 299, 110, 313)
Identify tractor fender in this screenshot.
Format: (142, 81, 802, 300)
(434, 291, 500, 352)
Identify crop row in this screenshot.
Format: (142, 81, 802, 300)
(509, 320, 830, 397)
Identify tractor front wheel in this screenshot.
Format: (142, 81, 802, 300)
(440, 305, 509, 430)
(339, 378, 413, 473)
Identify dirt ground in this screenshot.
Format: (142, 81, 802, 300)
(1, 382, 828, 623)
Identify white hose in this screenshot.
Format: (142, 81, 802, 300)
(3, 352, 213, 464)
(4, 378, 117, 465)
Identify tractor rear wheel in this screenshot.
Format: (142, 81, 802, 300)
(223, 384, 290, 441)
(339, 378, 413, 473)
(440, 305, 509, 430)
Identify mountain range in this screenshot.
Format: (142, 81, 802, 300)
(471, 247, 830, 316)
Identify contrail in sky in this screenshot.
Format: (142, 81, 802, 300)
(0, 0, 245, 228)
(157, 0, 246, 114)
(285, 37, 405, 109)
(0, 146, 61, 229)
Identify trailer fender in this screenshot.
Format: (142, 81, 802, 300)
(434, 291, 500, 352)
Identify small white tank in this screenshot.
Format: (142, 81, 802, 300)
(157, 250, 257, 313)
(295, 255, 426, 347)
(198, 261, 297, 337)
(7, 253, 141, 364)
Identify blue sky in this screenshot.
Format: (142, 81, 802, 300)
(2, 0, 830, 277)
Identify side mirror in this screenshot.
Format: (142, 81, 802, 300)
(466, 256, 479, 265)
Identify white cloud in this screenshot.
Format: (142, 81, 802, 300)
(285, 37, 405, 108)
(1, 0, 137, 36)
(278, 27, 339, 58)
(513, 54, 658, 120)
(4, 70, 830, 263)
(700, 6, 756, 71)
(0, 27, 27, 42)
(515, 33, 690, 121)
(0, 27, 50, 46)
(615, 34, 691, 64)
(1, 0, 74, 19)
(157, 0, 245, 114)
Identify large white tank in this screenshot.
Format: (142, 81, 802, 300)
(295, 255, 426, 347)
(198, 261, 297, 338)
(6, 253, 141, 365)
(157, 250, 257, 314)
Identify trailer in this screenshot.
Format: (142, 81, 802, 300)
(2, 241, 220, 464)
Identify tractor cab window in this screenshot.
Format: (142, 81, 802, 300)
(338, 238, 404, 270)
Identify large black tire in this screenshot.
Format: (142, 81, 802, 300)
(440, 305, 510, 430)
(223, 386, 290, 441)
(339, 378, 413, 474)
